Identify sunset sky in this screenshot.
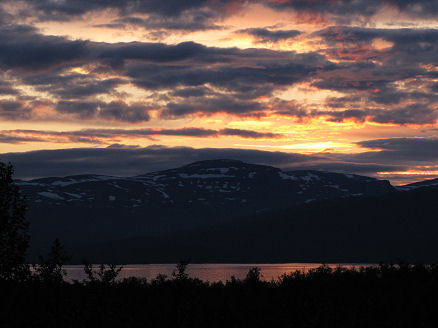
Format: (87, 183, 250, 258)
(1, 0, 438, 184)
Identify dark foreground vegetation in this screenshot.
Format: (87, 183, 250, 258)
(2, 262, 438, 327)
(2, 161, 438, 327)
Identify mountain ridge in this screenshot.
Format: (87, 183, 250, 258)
(17, 159, 409, 261)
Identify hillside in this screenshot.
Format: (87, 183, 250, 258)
(70, 185, 438, 264)
(19, 159, 396, 258)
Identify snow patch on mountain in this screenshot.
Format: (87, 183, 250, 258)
(179, 173, 234, 179)
(64, 192, 82, 199)
(278, 172, 298, 181)
(301, 173, 321, 182)
(38, 191, 64, 200)
(206, 168, 230, 174)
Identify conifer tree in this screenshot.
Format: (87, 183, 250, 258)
(34, 238, 70, 283)
(0, 162, 30, 281)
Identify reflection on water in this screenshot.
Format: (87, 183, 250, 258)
(64, 263, 370, 282)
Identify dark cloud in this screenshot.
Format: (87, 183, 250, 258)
(22, 73, 125, 99)
(0, 100, 31, 120)
(219, 128, 282, 139)
(55, 101, 152, 122)
(303, 27, 438, 125)
(315, 105, 438, 125)
(101, 9, 223, 33)
(0, 145, 317, 179)
(0, 135, 44, 144)
(236, 28, 301, 43)
(263, 0, 438, 22)
(370, 105, 438, 125)
(125, 51, 326, 100)
(18, 0, 212, 20)
(0, 20, 320, 73)
(2, 140, 436, 184)
(0, 80, 19, 95)
(169, 86, 213, 98)
(317, 26, 438, 66)
(16, 0, 438, 25)
(98, 101, 151, 123)
(56, 101, 100, 119)
(163, 96, 265, 117)
(1, 11, 438, 125)
(431, 83, 438, 93)
(264, 0, 380, 16)
(8, 0, 438, 34)
(14, 0, 234, 34)
(0, 25, 90, 72)
(0, 127, 283, 144)
(0, 23, 327, 119)
(97, 41, 219, 66)
(357, 138, 438, 161)
(312, 137, 438, 184)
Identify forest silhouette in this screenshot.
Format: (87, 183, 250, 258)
(2, 161, 438, 327)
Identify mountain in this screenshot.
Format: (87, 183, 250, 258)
(18, 159, 395, 257)
(72, 185, 438, 264)
(400, 178, 438, 190)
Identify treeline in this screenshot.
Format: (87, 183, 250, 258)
(2, 262, 438, 327)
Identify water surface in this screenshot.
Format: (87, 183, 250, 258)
(64, 263, 370, 282)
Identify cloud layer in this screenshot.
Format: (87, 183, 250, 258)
(1, 21, 437, 125)
(0, 0, 437, 184)
(2, 137, 438, 185)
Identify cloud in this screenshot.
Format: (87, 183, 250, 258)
(22, 73, 126, 99)
(98, 101, 152, 123)
(54, 100, 152, 122)
(0, 127, 283, 145)
(356, 137, 438, 161)
(0, 80, 19, 95)
(314, 105, 438, 125)
(0, 100, 31, 120)
(163, 96, 266, 117)
(16, 0, 438, 26)
(0, 135, 44, 144)
(13, 0, 236, 34)
(17, 0, 213, 20)
(236, 28, 301, 43)
(2, 10, 438, 126)
(0, 25, 90, 72)
(100, 9, 224, 33)
(8, 0, 438, 36)
(219, 128, 282, 139)
(2, 138, 438, 184)
(0, 145, 316, 179)
(316, 26, 438, 66)
(263, 0, 438, 22)
(0, 25, 328, 119)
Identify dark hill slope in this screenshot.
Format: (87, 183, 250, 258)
(72, 186, 438, 264)
(18, 159, 395, 253)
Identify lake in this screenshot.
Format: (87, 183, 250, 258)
(64, 263, 371, 282)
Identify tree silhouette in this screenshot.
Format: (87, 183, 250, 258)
(0, 161, 30, 281)
(245, 267, 262, 283)
(172, 258, 190, 280)
(83, 262, 123, 285)
(34, 238, 71, 283)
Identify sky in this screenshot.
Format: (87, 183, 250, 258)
(1, 0, 438, 184)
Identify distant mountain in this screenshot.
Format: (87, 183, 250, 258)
(19, 159, 395, 258)
(400, 178, 438, 190)
(73, 185, 438, 264)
